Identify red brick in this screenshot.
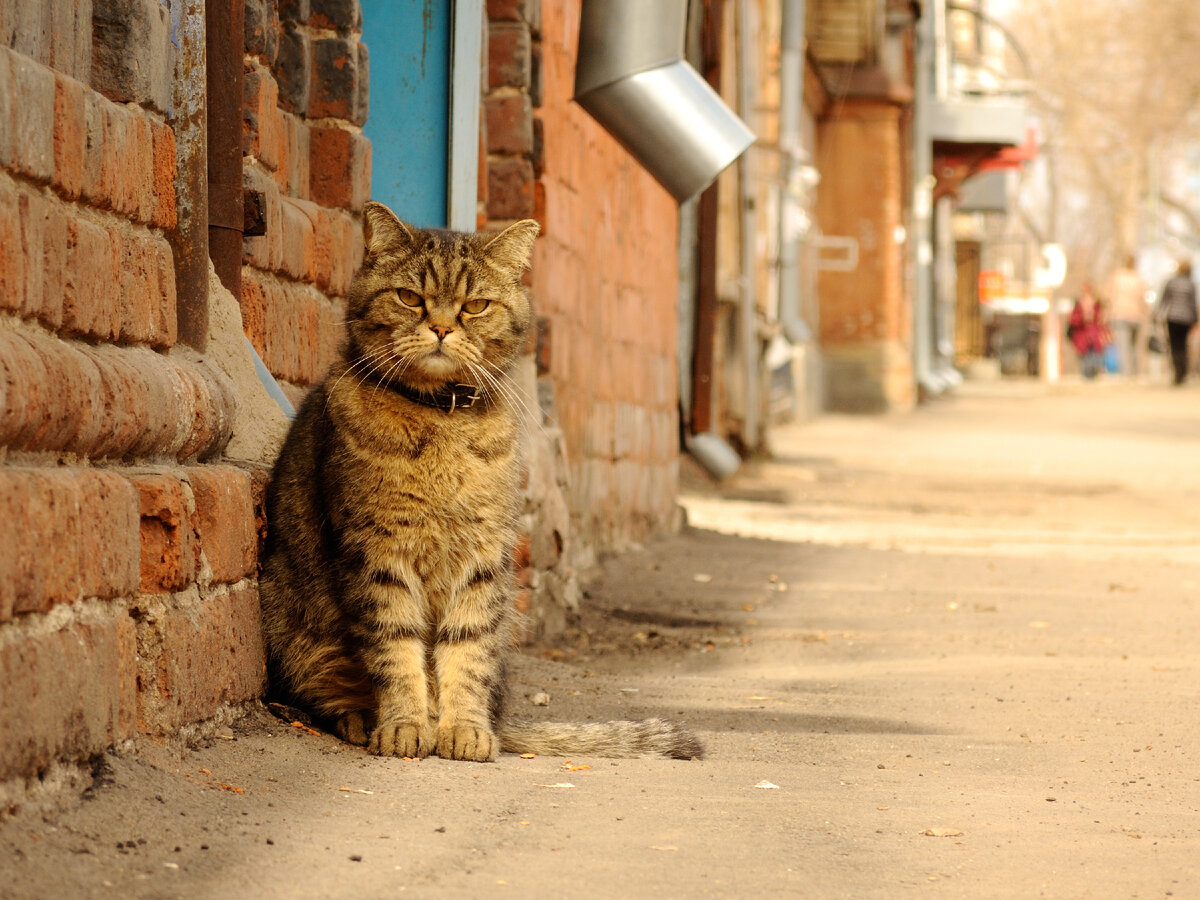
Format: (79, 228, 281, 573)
(130, 472, 199, 594)
(0, 47, 14, 169)
(63, 214, 121, 340)
(187, 466, 256, 584)
(135, 589, 266, 734)
(487, 0, 533, 22)
(0, 177, 21, 313)
(279, 113, 310, 199)
(309, 125, 369, 211)
(52, 72, 87, 200)
(151, 118, 177, 229)
(240, 268, 269, 355)
(245, 0, 279, 64)
(487, 157, 535, 219)
(0, 611, 137, 782)
(91, 0, 171, 114)
(152, 234, 178, 348)
(0, 467, 140, 611)
(313, 206, 359, 296)
(486, 94, 533, 155)
(308, 36, 358, 120)
(243, 164, 283, 271)
(0, 330, 48, 452)
(310, 0, 360, 32)
(355, 41, 369, 127)
(80, 90, 106, 208)
(243, 66, 282, 171)
(273, 22, 310, 114)
(9, 49, 55, 184)
(79, 470, 142, 599)
(16, 190, 46, 324)
(101, 102, 138, 215)
(117, 230, 158, 343)
(279, 195, 318, 282)
(132, 113, 158, 225)
(489, 22, 531, 90)
(0, 469, 82, 617)
(314, 296, 344, 379)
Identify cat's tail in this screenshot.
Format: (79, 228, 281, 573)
(498, 718, 703, 760)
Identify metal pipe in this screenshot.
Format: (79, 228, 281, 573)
(912, 7, 945, 395)
(169, 0, 209, 351)
(574, 0, 754, 202)
(206, 0, 245, 304)
(776, 0, 811, 346)
(737, 0, 759, 450)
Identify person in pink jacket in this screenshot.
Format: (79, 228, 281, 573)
(1068, 283, 1108, 379)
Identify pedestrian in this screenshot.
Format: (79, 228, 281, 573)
(1104, 255, 1147, 376)
(1068, 282, 1107, 379)
(1155, 260, 1198, 386)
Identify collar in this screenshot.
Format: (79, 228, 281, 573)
(370, 376, 487, 412)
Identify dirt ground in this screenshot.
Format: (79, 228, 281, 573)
(3, 377, 1200, 899)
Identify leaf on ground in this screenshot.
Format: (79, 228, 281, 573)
(290, 721, 320, 736)
(218, 784, 244, 794)
(754, 780, 781, 789)
(923, 828, 962, 837)
(338, 787, 374, 794)
(536, 783, 575, 789)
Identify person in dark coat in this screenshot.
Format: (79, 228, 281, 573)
(1156, 260, 1198, 385)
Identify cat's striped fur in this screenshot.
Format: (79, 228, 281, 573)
(259, 202, 702, 761)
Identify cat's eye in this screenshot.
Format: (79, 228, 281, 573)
(396, 288, 423, 308)
(462, 299, 490, 315)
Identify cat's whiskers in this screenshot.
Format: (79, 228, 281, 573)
(324, 343, 400, 408)
(466, 360, 551, 441)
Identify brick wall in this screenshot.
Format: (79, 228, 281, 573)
(0, 0, 366, 794)
(815, 98, 915, 412)
(491, 0, 682, 562)
(242, 0, 366, 404)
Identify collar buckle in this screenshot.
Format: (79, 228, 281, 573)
(449, 384, 482, 412)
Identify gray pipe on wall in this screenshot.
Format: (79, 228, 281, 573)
(574, 0, 754, 202)
(777, 0, 812, 347)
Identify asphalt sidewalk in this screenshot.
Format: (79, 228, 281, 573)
(3, 377, 1199, 898)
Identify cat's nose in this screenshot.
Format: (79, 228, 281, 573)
(430, 324, 453, 341)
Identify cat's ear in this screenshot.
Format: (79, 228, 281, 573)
(363, 201, 416, 257)
(484, 219, 540, 277)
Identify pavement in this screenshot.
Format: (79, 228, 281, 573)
(3, 376, 1200, 899)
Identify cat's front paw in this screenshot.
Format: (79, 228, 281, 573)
(436, 724, 497, 762)
(369, 720, 434, 758)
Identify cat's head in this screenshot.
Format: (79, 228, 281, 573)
(345, 202, 539, 394)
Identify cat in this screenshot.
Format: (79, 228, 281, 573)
(259, 201, 702, 762)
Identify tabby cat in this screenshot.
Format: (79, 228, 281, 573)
(259, 202, 702, 762)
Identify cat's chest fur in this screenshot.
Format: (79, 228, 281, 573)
(323, 382, 521, 584)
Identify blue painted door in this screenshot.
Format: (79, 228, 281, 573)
(361, 0, 451, 228)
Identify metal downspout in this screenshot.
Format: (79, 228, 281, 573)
(912, 3, 944, 395)
(737, 0, 759, 452)
(777, 0, 810, 346)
